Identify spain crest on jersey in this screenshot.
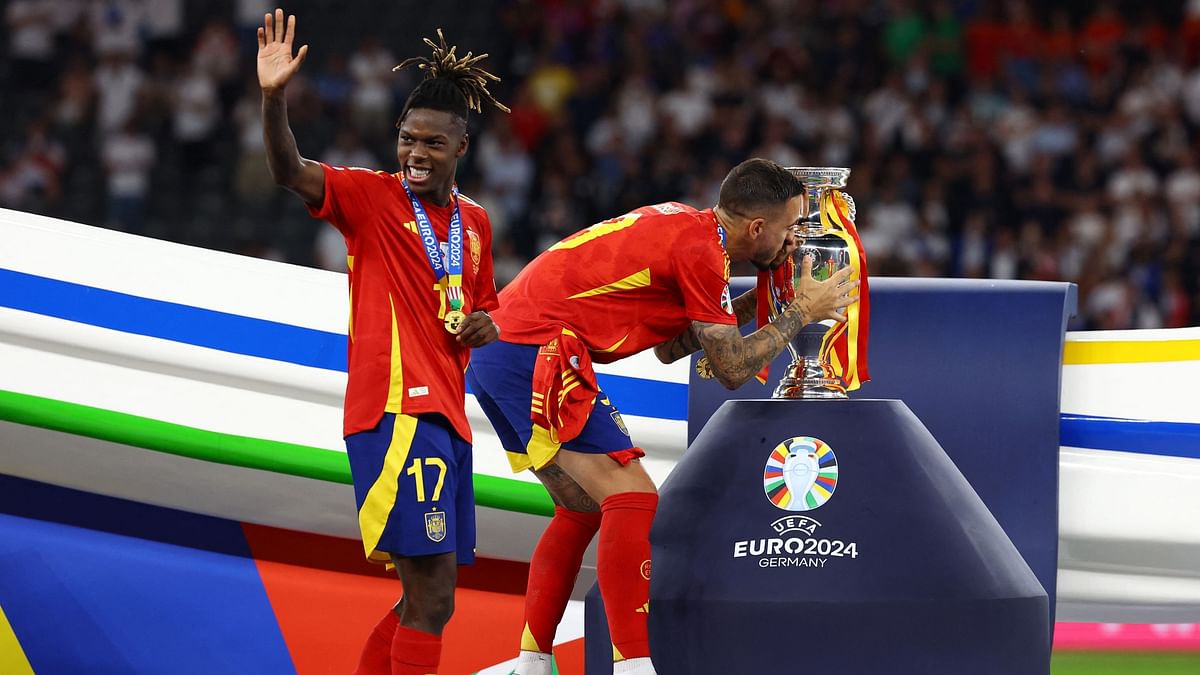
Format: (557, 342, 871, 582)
(467, 228, 482, 274)
(425, 511, 447, 542)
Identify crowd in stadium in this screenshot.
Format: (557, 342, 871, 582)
(4, 0, 1200, 330)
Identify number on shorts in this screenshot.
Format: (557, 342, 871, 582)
(406, 457, 448, 502)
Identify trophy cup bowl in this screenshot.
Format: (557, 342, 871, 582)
(772, 167, 855, 399)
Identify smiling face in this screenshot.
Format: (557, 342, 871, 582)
(395, 108, 468, 203)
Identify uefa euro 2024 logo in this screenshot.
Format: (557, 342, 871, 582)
(763, 436, 839, 512)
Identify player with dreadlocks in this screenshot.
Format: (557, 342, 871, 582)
(258, 9, 507, 674)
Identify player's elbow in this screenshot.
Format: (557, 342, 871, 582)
(713, 370, 742, 390)
(269, 161, 302, 188)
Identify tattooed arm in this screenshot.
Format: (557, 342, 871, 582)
(658, 258, 859, 389)
(691, 304, 806, 390)
(654, 288, 758, 363)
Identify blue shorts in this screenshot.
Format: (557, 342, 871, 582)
(344, 412, 475, 565)
(467, 339, 635, 472)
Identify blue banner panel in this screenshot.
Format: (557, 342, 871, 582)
(0, 477, 295, 674)
(646, 399, 1050, 674)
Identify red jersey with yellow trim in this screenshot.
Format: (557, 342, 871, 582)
(308, 163, 499, 440)
(493, 202, 736, 363)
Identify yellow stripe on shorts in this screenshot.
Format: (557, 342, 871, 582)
(359, 414, 419, 562)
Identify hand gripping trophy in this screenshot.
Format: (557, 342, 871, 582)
(771, 166, 870, 398)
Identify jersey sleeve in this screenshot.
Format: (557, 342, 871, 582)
(673, 217, 738, 325)
(472, 211, 501, 313)
(305, 163, 384, 241)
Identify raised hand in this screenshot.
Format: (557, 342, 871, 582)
(257, 8, 309, 93)
(792, 255, 859, 324)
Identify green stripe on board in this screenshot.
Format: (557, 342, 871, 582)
(0, 389, 554, 517)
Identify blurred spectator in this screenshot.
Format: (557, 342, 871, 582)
(6, 0, 56, 92)
(52, 59, 96, 131)
(172, 60, 220, 173)
(475, 120, 535, 229)
(89, 0, 143, 59)
(322, 129, 377, 169)
(143, 0, 185, 60)
(348, 37, 398, 139)
(313, 224, 348, 273)
(0, 119, 64, 211)
(101, 119, 155, 234)
(94, 52, 145, 134)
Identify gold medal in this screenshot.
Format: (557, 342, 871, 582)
(695, 356, 715, 380)
(443, 310, 467, 334)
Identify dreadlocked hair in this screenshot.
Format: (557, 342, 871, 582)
(393, 29, 510, 127)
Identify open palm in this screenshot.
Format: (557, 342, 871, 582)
(257, 8, 308, 92)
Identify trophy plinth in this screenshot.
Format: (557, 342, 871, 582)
(773, 167, 855, 400)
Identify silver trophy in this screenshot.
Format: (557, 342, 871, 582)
(771, 167, 856, 399)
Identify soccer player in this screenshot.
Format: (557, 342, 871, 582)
(257, 9, 507, 675)
(467, 159, 858, 675)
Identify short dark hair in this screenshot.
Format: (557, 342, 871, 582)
(717, 158, 803, 216)
(394, 29, 510, 128)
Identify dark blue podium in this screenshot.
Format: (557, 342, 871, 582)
(646, 399, 1049, 673)
(584, 278, 1074, 673)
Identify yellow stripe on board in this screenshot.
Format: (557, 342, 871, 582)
(359, 414, 419, 561)
(1063, 339, 1200, 365)
(0, 605, 35, 675)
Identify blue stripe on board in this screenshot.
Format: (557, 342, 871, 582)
(0, 268, 347, 371)
(1060, 414, 1200, 460)
(0, 514, 296, 674)
(0, 268, 688, 420)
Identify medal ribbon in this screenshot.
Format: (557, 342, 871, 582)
(402, 179, 465, 312)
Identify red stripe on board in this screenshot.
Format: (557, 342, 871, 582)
(1054, 623, 1200, 651)
(554, 638, 585, 675)
(241, 523, 541, 673)
(241, 522, 530, 593)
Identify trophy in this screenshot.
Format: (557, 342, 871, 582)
(693, 165, 868, 396)
(771, 166, 864, 399)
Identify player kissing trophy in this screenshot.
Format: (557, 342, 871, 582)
(765, 166, 870, 398)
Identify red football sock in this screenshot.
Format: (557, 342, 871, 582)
(353, 606, 400, 675)
(521, 506, 602, 652)
(390, 625, 441, 675)
(597, 491, 658, 660)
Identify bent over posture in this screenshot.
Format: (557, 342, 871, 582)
(467, 159, 858, 674)
(257, 9, 507, 674)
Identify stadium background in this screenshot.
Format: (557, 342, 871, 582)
(3, 0, 1199, 672)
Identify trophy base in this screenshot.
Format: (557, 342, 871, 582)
(772, 360, 848, 399)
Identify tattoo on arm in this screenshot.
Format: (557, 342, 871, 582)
(654, 288, 760, 364)
(533, 464, 600, 512)
(695, 303, 809, 389)
(654, 323, 703, 364)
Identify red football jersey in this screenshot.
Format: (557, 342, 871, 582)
(308, 163, 499, 440)
(494, 202, 736, 363)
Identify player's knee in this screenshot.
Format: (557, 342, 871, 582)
(410, 591, 455, 628)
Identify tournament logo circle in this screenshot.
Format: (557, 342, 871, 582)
(763, 436, 839, 512)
